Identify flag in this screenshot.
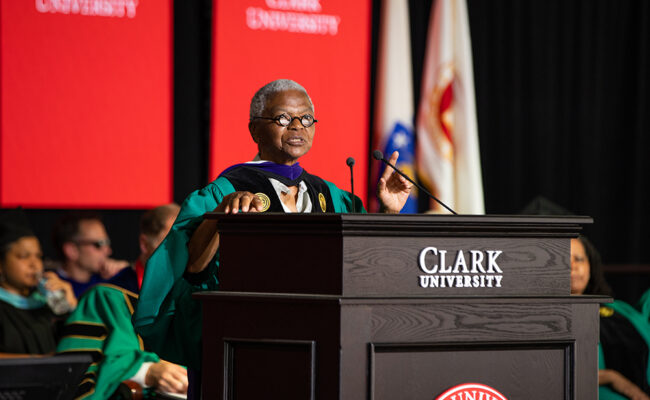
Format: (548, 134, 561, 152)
(372, 0, 417, 213)
(416, 0, 484, 214)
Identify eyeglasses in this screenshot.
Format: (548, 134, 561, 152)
(251, 113, 318, 128)
(75, 238, 111, 249)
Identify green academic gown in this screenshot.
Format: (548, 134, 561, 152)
(57, 284, 160, 399)
(637, 287, 650, 322)
(133, 173, 364, 371)
(598, 299, 650, 399)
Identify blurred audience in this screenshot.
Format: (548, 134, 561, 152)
(134, 203, 180, 290)
(0, 208, 76, 355)
(573, 235, 650, 400)
(52, 212, 131, 297)
(57, 204, 186, 399)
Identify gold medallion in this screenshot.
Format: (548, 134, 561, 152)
(255, 192, 271, 212)
(318, 193, 327, 212)
(599, 306, 614, 318)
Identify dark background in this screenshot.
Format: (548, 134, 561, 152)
(23, 0, 650, 303)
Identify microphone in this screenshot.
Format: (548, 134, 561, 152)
(372, 150, 457, 215)
(346, 157, 356, 213)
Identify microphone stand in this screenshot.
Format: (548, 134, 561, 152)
(346, 157, 356, 213)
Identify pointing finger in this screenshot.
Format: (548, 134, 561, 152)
(380, 151, 400, 181)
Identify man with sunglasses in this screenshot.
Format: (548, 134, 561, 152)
(56, 205, 188, 399)
(53, 212, 131, 298)
(134, 79, 412, 397)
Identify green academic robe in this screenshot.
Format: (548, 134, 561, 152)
(598, 299, 650, 399)
(57, 284, 160, 399)
(637, 287, 650, 322)
(133, 174, 364, 370)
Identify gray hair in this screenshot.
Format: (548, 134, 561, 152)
(249, 79, 314, 118)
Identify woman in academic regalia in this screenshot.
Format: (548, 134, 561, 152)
(134, 79, 413, 398)
(0, 209, 77, 355)
(572, 235, 650, 400)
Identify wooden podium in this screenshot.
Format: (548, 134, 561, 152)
(194, 214, 604, 399)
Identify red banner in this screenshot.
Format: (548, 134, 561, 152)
(0, 0, 173, 208)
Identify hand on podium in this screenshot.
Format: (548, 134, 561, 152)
(186, 191, 264, 274)
(215, 191, 265, 214)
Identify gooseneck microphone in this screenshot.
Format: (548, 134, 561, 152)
(346, 157, 356, 213)
(372, 150, 457, 215)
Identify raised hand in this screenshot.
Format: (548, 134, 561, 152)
(377, 151, 413, 213)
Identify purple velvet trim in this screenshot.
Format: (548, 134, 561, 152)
(218, 162, 304, 180)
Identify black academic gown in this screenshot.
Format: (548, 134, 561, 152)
(0, 299, 58, 354)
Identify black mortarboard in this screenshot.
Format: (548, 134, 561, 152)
(519, 195, 575, 216)
(0, 208, 35, 249)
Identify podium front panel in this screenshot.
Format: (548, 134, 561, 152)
(343, 236, 568, 296)
(199, 214, 599, 399)
(371, 342, 568, 399)
(212, 214, 590, 297)
(197, 293, 601, 399)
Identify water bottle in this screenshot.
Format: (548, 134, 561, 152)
(38, 278, 73, 315)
